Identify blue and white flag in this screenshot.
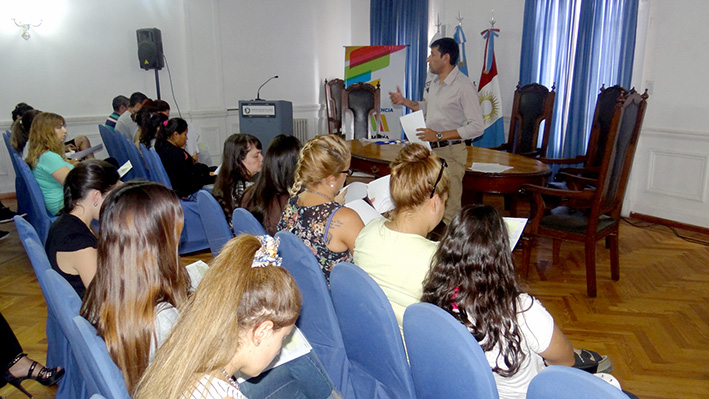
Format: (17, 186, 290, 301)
(453, 24, 469, 77)
(473, 27, 505, 148)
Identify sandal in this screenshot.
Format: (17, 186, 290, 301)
(573, 348, 613, 374)
(2, 353, 65, 398)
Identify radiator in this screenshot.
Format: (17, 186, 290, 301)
(293, 118, 308, 142)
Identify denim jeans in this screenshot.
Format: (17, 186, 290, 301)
(240, 350, 342, 399)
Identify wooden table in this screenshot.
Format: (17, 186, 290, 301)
(348, 140, 551, 203)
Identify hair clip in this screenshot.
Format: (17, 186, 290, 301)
(162, 120, 169, 127)
(252, 235, 282, 268)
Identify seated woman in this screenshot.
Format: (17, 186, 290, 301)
(241, 135, 301, 235)
(278, 134, 363, 283)
(422, 205, 613, 399)
(134, 235, 301, 398)
(45, 160, 120, 298)
(213, 133, 263, 224)
(135, 107, 166, 149)
(25, 112, 76, 215)
(154, 118, 215, 199)
(352, 143, 448, 328)
(81, 182, 190, 393)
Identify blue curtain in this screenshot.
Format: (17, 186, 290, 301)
(520, 0, 638, 160)
(371, 0, 429, 107)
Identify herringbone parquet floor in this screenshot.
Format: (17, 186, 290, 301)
(1, 201, 708, 398)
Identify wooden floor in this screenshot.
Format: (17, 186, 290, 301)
(1, 198, 709, 399)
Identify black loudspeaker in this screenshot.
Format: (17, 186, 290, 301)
(136, 28, 164, 70)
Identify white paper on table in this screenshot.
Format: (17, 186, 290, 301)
(469, 162, 514, 173)
(399, 110, 431, 150)
(503, 217, 527, 250)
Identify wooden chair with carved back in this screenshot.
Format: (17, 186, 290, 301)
(520, 89, 648, 297)
(492, 83, 556, 158)
(342, 82, 380, 139)
(325, 78, 345, 136)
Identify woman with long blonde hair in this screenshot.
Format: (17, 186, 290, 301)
(80, 182, 190, 393)
(353, 143, 449, 329)
(134, 235, 302, 399)
(277, 134, 363, 283)
(25, 112, 76, 215)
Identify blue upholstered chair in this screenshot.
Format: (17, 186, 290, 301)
(98, 125, 133, 180)
(72, 315, 131, 399)
(8, 148, 56, 243)
(140, 146, 209, 254)
(232, 208, 266, 236)
(44, 269, 92, 399)
(403, 303, 498, 399)
(330, 262, 416, 399)
(116, 133, 149, 180)
(140, 144, 171, 186)
(527, 366, 629, 399)
(3, 131, 30, 215)
(19, 236, 78, 399)
(275, 231, 354, 399)
(196, 190, 234, 257)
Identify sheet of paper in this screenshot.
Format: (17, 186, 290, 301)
(399, 110, 431, 149)
(503, 217, 527, 250)
(66, 143, 104, 160)
(117, 160, 133, 178)
(345, 199, 384, 225)
(366, 175, 394, 213)
(469, 162, 514, 173)
(185, 260, 210, 291)
(342, 181, 369, 203)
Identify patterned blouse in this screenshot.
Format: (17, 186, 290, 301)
(277, 196, 352, 282)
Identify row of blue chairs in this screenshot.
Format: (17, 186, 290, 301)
(275, 231, 630, 399)
(15, 215, 130, 399)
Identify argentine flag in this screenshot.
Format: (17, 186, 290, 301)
(453, 24, 469, 77)
(473, 28, 505, 148)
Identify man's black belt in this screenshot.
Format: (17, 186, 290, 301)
(430, 140, 462, 149)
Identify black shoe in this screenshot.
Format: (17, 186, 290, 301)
(2, 353, 65, 398)
(0, 207, 23, 224)
(0, 230, 8, 241)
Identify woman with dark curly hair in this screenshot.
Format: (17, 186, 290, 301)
(421, 204, 575, 399)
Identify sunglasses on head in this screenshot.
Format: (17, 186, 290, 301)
(430, 158, 448, 198)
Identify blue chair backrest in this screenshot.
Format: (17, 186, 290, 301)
(232, 208, 266, 236)
(196, 190, 234, 257)
(3, 131, 30, 215)
(14, 214, 41, 246)
(527, 365, 629, 399)
(117, 133, 149, 180)
(72, 315, 131, 399)
(143, 146, 173, 188)
(403, 303, 498, 399)
(44, 269, 92, 399)
(98, 125, 133, 180)
(12, 151, 57, 243)
(20, 238, 75, 398)
(275, 231, 354, 398)
(330, 262, 416, 399)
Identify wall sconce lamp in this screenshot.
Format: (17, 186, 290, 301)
(13, 18, 43, 40)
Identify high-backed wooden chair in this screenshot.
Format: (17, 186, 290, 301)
(493, 83, 555, 158)
(540, 85, 627, 178)
(520, 89, 648, 297)
(342, 82, 380, 139)
(325, 78, 345, 136)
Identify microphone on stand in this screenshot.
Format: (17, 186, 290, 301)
(255, 75, 279, 100)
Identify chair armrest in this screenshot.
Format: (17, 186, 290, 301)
(520, 149, 542, 158)
(489, 143, 510, 152)
(520, 184, 596, 231)
(556, 172, 598, 190)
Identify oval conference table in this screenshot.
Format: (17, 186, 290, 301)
(348, 140, 551, 205)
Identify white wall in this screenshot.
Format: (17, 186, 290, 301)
(2, 0, 708, 228)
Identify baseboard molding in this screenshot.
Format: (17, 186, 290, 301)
(629, 212, 709, 235)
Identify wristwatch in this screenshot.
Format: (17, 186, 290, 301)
(436, 131, 443, 141)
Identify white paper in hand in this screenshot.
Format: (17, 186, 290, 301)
(399, 110, 431, 149)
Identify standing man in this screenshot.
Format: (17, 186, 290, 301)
(114, 92, 149, 141)
(105, 95, 130, 130)
(389, 37, 484, 224)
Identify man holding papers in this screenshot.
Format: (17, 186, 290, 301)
(390, 37, 484, 224)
